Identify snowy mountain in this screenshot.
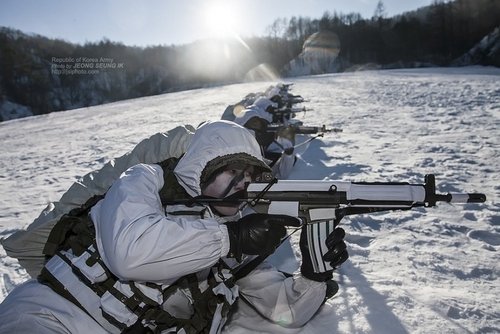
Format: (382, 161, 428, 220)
(0, 67, 499, 333)
(453, 27, 500, 67)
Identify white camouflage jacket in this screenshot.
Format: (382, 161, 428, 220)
(0, 121, 327, 334)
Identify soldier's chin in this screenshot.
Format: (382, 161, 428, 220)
(212, 204, 240, 217)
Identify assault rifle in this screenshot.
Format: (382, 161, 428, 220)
(245, 173, 485, 216)
(271, 106, 309, 123)
(248, 174, 485, 272)
(283, 94, 305, 103)
(266, 124, 343, 135)
(263, 124, 342, 153)
(183, 174, 486, 273)
(276, 106, 309, 114)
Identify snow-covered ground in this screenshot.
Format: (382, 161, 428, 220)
(0, 66, 499, 333)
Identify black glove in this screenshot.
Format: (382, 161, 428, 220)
(300, 226, 349, 282)
(224, 213, 300, 260)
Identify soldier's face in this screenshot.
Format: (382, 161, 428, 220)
(202, 167, 253, 216)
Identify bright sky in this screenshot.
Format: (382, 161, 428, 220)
(0, 0, 432, 47)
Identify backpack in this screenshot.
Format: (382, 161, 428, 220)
(2, 125, 195, 277)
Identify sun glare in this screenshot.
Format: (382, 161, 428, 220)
(191, 0, 253, 77)
(203, 2, 238, 39)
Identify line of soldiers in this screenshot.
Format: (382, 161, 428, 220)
(221, 82, 338, 179)
(0, 84, 349, 333)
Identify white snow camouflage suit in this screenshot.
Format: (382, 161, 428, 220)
(0, 121, 328, 333)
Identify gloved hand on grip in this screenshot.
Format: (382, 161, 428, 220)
(300, 226, 349, 282)
(224, 213, 300, 260)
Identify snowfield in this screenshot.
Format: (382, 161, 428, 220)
(1, 66, 499, 333)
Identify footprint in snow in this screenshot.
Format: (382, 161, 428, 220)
(489, 215, 500, 226)
(467, 230, 500, 246)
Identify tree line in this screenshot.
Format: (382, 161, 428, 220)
(0, 0, 498, 120)
(273, 0, 499, 67)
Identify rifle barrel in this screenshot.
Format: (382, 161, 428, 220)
(437, 193, 486, 203)
(424, 174, 486, 206)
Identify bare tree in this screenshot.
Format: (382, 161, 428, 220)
(373, 0, 387, 20)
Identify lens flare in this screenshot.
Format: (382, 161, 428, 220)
(244, 63, 280, 82)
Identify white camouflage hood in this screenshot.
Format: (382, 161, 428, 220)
(233, 105, 273, 128)
(173, 120, 271, 197)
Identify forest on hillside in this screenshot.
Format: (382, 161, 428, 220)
(0, 0, 499, 120)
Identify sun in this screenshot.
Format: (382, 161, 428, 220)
(203, 2, 239, 39)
